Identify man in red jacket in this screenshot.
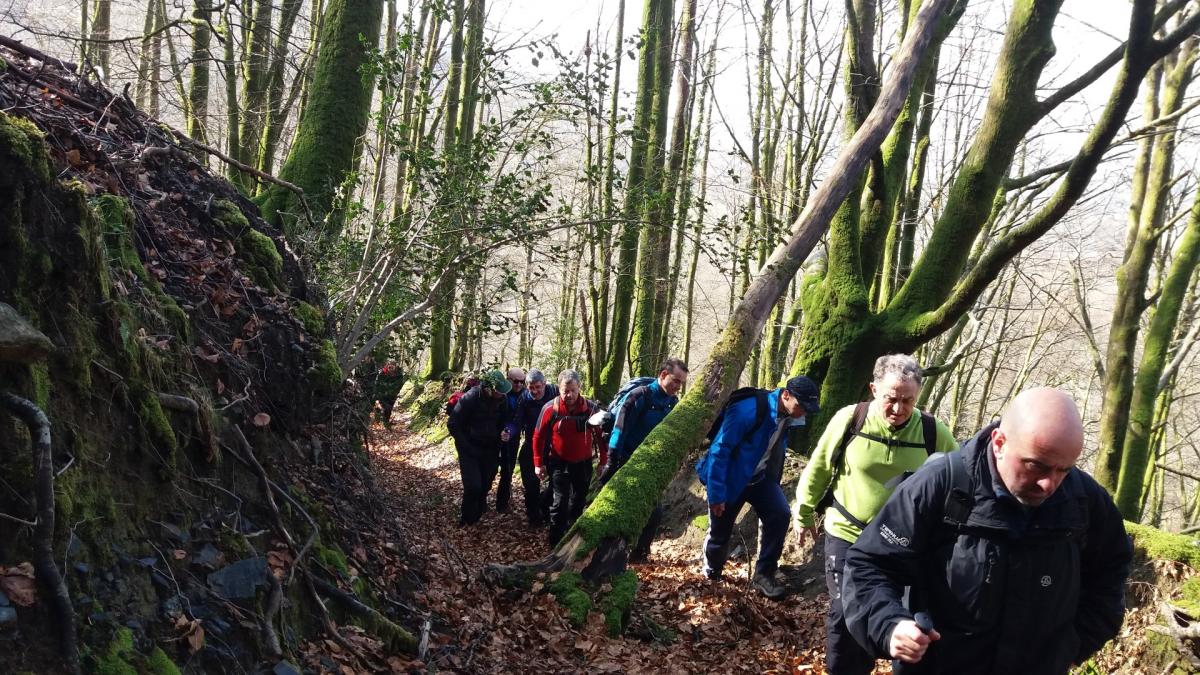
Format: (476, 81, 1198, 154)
(532, 369, 599, 547)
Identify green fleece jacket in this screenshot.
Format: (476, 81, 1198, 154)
(792, 402, 957, 543)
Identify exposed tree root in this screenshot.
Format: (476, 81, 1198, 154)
(0, 392, 79, 674)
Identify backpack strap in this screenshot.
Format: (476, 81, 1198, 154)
(813, 402, 870, 516)
(920, 411, 937, 456)
(942, 450, 974, 531)
(727, 389, 773, 465)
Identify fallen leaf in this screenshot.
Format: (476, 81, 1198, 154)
(172, 549, 187, 560)
(0, 572, 36, 606)
(65, 148, 82, 166)
(185, 621, 205, 653)
(253, 413, 271, 427)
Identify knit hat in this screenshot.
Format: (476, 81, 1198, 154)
(481, 369, 512, 394)
(785, 376, 821, 414)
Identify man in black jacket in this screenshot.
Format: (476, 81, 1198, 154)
(447, 369, 512, 526)
(842, 387, 1131, 675)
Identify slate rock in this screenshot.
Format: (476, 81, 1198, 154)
(206, 557, 268, 599)
(0, 303, 53, 364)
(193, 543, 223, 570)
(273, 660, 302, 675)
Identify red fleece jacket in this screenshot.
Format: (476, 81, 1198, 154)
(532, 396, 596, 467)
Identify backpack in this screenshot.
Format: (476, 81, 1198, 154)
(601, 377, 657, 435)
(815, 401, 938, 529)
(705, 387, 772, 462)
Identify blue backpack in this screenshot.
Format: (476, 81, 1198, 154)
(601, 377, 657, 435)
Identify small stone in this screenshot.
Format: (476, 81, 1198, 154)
(207, 557, 268, 599)
(0, 607, 17, 628)
(73, 562, 89, 576)
(273, 660, 302, 675)
(160, 596, 184, 621)
(137, 557, 157, 568)
(193, 543, 223, 570)
(0, 303, 54, 364)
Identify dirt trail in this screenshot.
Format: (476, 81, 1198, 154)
(366, 416, 893, 674)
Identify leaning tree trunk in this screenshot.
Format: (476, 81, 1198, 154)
(1115, 187, 1200, 517)
(483, 0, 957, 595)
(258, 0, 385, 238)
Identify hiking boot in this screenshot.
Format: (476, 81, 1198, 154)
(752, 572, 788, 600)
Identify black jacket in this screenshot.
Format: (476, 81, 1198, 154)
(842, 422, 1132, 675)
(447, 386, 510, 456)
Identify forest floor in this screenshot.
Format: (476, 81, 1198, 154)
(348, 414, 901, 675)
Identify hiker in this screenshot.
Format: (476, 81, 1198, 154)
(532, 369, 599, 547)
(509, 368, 558, 526)
(445, 373, 481, 417)
(371, 360, 405, 427)
(495, 367, 527, 513)
(841, 387, 1132, 675)
(695, 375, 821, 599)
(597, 358, 688, 561)
(447, 369, 512, 526)
(791, 354, 957, 675)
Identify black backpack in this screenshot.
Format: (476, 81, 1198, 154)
(815, 401, 938, 529)
(706, 387, 772, 462)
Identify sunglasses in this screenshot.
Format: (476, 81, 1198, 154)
(509, 378, 526, 384)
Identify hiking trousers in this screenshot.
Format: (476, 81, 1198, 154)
(548, 457, 592, 546)
(517, 440, 548, 525)
(598, 454, 662, 558)
(496, 438, 519, 512)
(456, 440, 499, 526)
(702, 476, 789, 578)
(824, 533, 875, 675)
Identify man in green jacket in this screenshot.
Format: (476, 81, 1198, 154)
(792, 354, 957, 675)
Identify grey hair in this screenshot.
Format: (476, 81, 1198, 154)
(528, 369, 546, 384)
(557, 368, 582, 387)
(873, 353, 922, 386)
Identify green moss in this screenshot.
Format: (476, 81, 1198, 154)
(93, 627, 137, 675)
(1127, 522, 1200, 567)
(132, 384, 178, 463)
(547, 570, 592, 627)
(599, 570, 638, 636)
(0, 111, 52, 183)
(308, 340, 344, 394)
(315, 542, 350, 575)
(211, 198, 250, 231)
(146, 647, 181, 675)
(94, 195, 144, 276)
(1142, 628, 1196, 675)
(295, 301, 325, 336)
(691, 514, 708, 530)
(29, 362, 50, 410)
(570, 393, 712, 554)
(237, 228, 283, 289)
(1175, 576, 1200, 618)
(407, 381, 451, 434)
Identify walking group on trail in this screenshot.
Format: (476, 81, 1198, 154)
(430, 351, 1133, 674)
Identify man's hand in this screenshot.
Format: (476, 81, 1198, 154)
(794, 524, 817, 547)
(889, 619, 940, 663)
(500, 429, 511, 442)
(535, 466, 545, 480)
(711, 503, 725, 518)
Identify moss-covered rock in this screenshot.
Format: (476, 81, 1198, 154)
(0, 112, 51, 184)
(237, 228, 284, 290)
(92, 628, 180, 675)
(211, 198, 250, 232)
(295, 300, 325, 336)
(308, 339, 344, 394)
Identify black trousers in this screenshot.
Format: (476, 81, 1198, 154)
(824, 533, 876, 675)
(548, 457, 592, 546)
(456, 440, 499, 526)
(496, 438, 519, 512)
(516, 440, 549, 524)
(598, 455, 662, 558)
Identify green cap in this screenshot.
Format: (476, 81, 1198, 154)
(481, 369, 512, 394)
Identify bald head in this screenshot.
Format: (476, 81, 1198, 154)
(992, 387, 1084, 506)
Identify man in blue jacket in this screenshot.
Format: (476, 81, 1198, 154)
(508, 369, 558, 526)
(599, 358, 688, 561)
(696, 375, 821, 598)
(842, 387, 1132, 674)
(495, 367, 528, 513)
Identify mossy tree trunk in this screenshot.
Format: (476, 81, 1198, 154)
(485, 0, 956, 589)
(598, 0, 673, 398)
(186, 0, 213, 148)
(258, 0, 385, 238)
(788, 0, 1200, 445)
(1096, 41, 1196, 492)
(1115, 186, 1200, 517)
